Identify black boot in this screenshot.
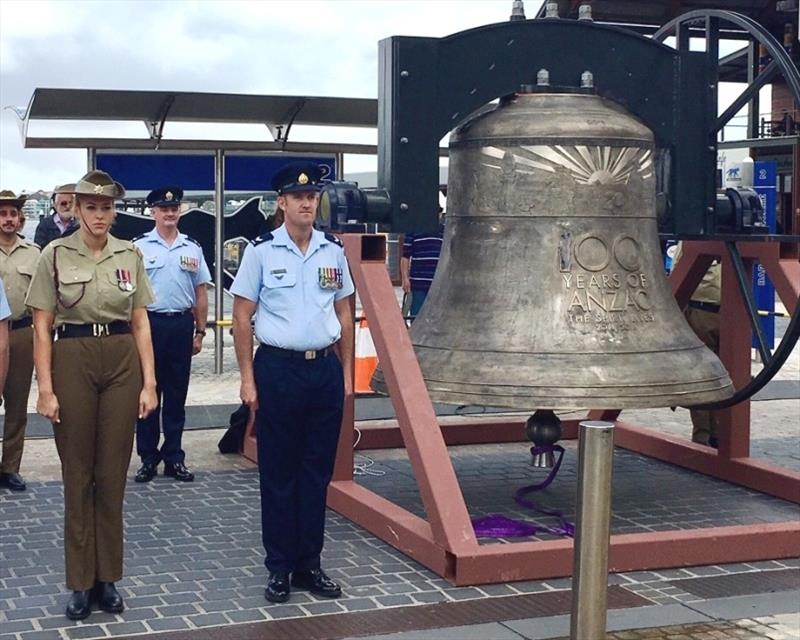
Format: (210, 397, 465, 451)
(0, 472, 26, 491)
(94, 581, 124, 613)
(134, 463, 158, 483)
(65, 590, 92, 620)
(291, 568, 342, 598)
(264, 571, 290, 603)
(164, 462, 194, 482)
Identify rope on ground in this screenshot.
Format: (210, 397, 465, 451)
(352, 427, 386, 477)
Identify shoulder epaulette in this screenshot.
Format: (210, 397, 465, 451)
(131, 233, 147, 243)
(184, 235, 202, 248)
(324, 232, 343, 247)
(251, 232, 274, 246)
(17, 234, 41, 250)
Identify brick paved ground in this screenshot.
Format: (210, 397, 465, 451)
(1, 440, 798, 639)
(356, 441, 800, 541)
(600, 613, 800, 639)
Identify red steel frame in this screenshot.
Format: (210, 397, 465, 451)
(244, 235, 800, 585)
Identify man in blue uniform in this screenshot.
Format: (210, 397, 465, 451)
(133, 187, 211, 483)
(231, 162, 354, 603)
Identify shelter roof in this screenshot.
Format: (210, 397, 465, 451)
(19, 88, 377, 127)
(7, 88, 380, 154)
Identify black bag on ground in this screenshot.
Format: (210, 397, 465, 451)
(218, 403, 249, 454)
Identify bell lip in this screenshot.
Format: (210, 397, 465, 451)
(370, 377, 734, 411)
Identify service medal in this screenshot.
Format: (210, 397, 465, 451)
(116, 269, 133, 292)
(180, 255, 199, 272)
(319, 267, 343, 290)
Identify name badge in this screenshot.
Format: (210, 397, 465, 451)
(318, 267, 342, 290)
(270, 268, 287, 280)
(180, 256, 199, 272)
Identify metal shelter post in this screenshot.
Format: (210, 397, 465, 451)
(87, 148, 96, 171)
(214, 149, 225, 374)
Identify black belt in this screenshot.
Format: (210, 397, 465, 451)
(688, 300, 720, 313)
(56, 321, 131, 339)
(148, 309, 192, 317)
(10, 317, 32, 331)
(260, 344, 333, 360)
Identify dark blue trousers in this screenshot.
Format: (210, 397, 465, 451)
(253, 347, 344, 573)
(136, 312, 193, 466)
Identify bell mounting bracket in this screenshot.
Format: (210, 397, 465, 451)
(378, 18, 713, 234)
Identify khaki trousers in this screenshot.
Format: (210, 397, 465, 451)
(52, 334, 142, 590)
(685, 307, 721, 445)
(1, 325, 34, 473)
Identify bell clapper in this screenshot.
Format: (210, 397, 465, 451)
(526, 410, 563, 468)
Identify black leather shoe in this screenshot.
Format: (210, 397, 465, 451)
(0, 472, 26, 491)
(264, 571, 290, 603)
(134, 463, 158, 483)
(164, 462, 194, 482)
(291, 568, 342, 598)
(65, 590, 92, 620)
(94, 581, 124, 613)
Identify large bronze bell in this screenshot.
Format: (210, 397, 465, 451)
(374, 87, 733, 410)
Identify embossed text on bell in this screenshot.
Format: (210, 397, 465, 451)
(374, 88, 734, 410)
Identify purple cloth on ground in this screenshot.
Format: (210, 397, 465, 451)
(471, 444, 575, 539)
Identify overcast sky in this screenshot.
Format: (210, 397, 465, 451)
(1, 0, 759, 193)
(1, 0, 543, 191)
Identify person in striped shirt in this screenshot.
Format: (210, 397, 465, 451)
(400, 210, 444, 319)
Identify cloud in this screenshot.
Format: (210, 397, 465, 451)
(1, 0, 535, 189)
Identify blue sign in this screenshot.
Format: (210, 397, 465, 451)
(752, 160, 777, 349)
(225, 155, 335, 191)
(97, 153, 215, 190)
(96, 153, 336, 192)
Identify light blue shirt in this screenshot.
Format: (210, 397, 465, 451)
(0, 277, 10, 321)
(231, 224, 355, 350)
(134, 229, 212, 313)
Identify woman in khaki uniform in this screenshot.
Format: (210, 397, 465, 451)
(26, 170, 157, 620)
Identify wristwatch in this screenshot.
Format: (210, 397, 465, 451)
(195, 329, 207, 337)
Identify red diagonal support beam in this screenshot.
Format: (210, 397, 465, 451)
(340, 235, 477, 557)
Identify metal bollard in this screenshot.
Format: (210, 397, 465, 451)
(570, 421, 615, 640)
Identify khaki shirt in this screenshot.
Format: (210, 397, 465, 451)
(0, 235, 40, 321)
(674, 242, 721, 305)
(25, 232, 154, 325)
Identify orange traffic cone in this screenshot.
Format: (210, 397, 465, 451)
(354, 318, 378, 394)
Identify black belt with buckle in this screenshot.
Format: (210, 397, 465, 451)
(148, 309, 192, 317)
(259, 344, 333, 360)
(56, 321, 132, 339)
(10, 317, 33, 331)
(688, 300, 720, 313)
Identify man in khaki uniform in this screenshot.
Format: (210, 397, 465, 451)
(27, 170, 157, 620)
(685, 262, 721, 446)
(0, 190, 40, 491)
(675, 243, 721, 447)
(0, 279, 10, 394)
